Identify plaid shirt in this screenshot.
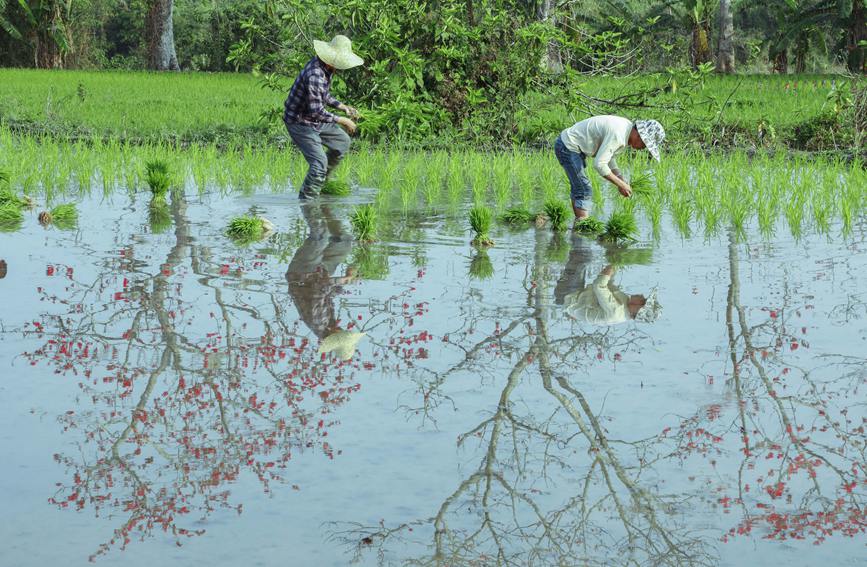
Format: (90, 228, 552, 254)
(283, 57, 342, 128)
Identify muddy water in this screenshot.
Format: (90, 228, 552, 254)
(0, 187, 865, 567)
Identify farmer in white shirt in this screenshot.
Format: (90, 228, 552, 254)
(555, 116, 665, 219)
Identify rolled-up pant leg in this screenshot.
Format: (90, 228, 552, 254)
(286, 123, 328, 198)
(554, 134, 593, 212)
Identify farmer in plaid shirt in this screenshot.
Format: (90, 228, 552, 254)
(284, 35, 364, 199)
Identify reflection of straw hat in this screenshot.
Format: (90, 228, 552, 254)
(318, 330, 366, 361)
(634, 287, 662, 323)
(313, 35, 364, 70)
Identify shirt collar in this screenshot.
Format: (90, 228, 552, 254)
(315, 57, 334, 78)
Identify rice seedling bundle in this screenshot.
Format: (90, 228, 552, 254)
(601, 211, 638, 243)
(50, 203, 78, 230)
(628, 173, 653, 197)
(0, 203, 24, 232)
(145, 159, 172, 197)
(321, 180, 352, 196)
(499, 206, 535, 226)
(469, 205, 494, 247)
(226, 215, 272, 244)
(573, 216, 605, 235)
(350, 204, 378, 242)
(543, 198, 570, 232)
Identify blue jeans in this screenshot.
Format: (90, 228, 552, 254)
(554, 134, 593, 212)
(286, 122, 351, 198)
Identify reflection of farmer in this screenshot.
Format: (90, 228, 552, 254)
(284, 35, 364, 200)
(555, 235, 657, 325)
(0, 259, 6, 279)
(285, 204, 355, 339)
(555, 116, 665, 219)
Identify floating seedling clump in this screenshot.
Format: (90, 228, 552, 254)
(601, 211, 638, 242)
(145, 159, 173, 197)
(499, 206, 535, 226)
(0, 203, 24, 232)
(574, 216, 605, 235)
(226, 215, 274, 244)
(543, 198, 570, 232)
(321, 179, 351, 196)
(469, 205, 494, 247)
(350, 204, 378, 242)
(50, 204, 78, 229)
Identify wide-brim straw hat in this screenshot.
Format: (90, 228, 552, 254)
(634, 287, 662, 323)
(313, 35, 364, 70)
(634, 119, 665, 162)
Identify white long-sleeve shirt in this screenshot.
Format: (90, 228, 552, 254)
(564, 273, 630, 325)
(560, 115, 633, 177)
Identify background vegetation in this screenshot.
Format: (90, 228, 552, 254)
(0, 0, 864, 150)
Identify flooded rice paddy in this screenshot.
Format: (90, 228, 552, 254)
(1, 182, 865, 567)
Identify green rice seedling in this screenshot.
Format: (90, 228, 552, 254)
(0, 187, 31, 209)
(0, 203, 24, 232)
(148, 197, 172, 234)
(50, 203, 78, 230)
(350, 245, 389, 280)
(401, 160, 423, 210)
(516, 157, 536, 209)
(469, 205, 494, 247)
(785, 193, 805, 238)
(670, 193, 692, 237)
(492, 157, 514, 210)
(590, 173, 605, 212)
(629, 172, 653, 197)
(350, 204, 378, 242)
(601, 211, 638, 243)
(321, 179, 352, 196)
(499, 206, 535, 226)
(226, 215, 272, 244)
(543, 198, 570, 232)
(757, 195, 778, 238)
(423, 152, 446, 205)
(538, 164, 560, 203)
(145, 159, 172, 197)
(469, 249, 494, 280)
(573, 216, 605, 235)
(446, 157, 465, 204)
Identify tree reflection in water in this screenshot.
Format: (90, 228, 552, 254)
(20, 195, 422, 560)
(330, 231, 715, 567)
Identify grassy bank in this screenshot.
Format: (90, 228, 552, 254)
(0, 68, 857, 151)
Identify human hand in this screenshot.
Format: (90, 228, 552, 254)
(337, 117, 357, 135)
(618, 183, 632, 198)
(342, 105, 360, 120)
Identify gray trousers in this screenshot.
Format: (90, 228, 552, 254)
(286, 122, 351, 198)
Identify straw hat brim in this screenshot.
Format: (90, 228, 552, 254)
(314, 40, 364, 70)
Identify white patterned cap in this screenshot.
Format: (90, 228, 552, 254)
(635, 120, 665, 162)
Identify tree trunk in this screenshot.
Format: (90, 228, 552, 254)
(537, 0, 563, 73)
(146, 0, 180, 71)
(690, 23, 712, 68)
(846, 0, 866, 73)
(716, 0, 735, 73)
(772, 49, 788, 74)
(794, 34, 808, 74)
